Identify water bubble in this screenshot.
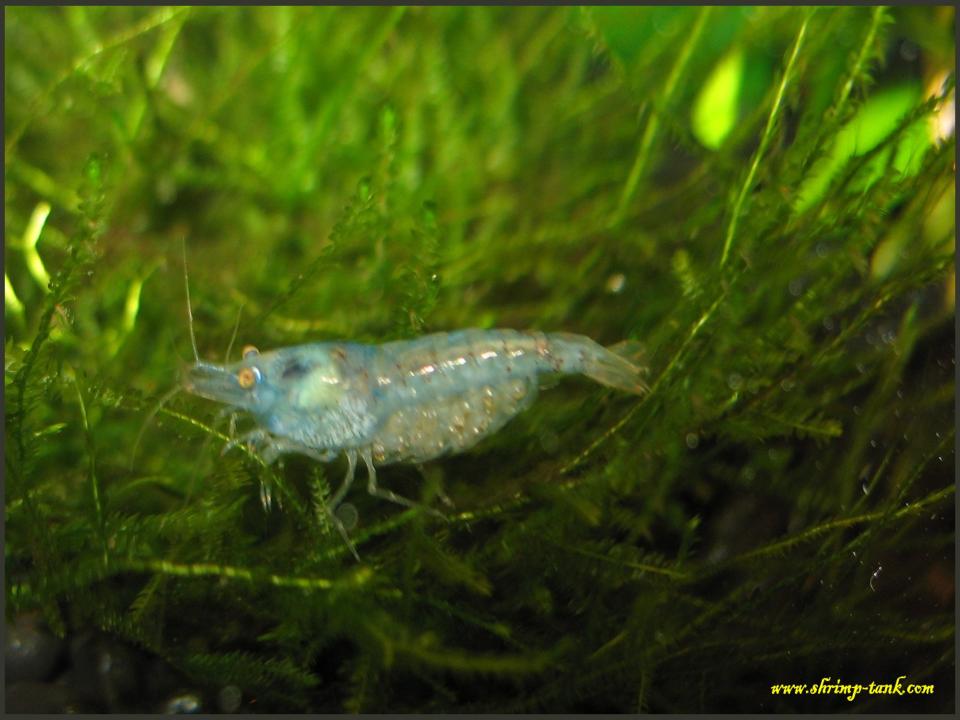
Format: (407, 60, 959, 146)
(815, 242, 828, 258)
(605, 273, 626, 294)
(788, 278, 804, 297)
(685, 432, 699, 449)
(899, 39, 919, 61)
(822, 316, 834, 331)
(780, 378, 795, 392)
(869, 565, 882, 592)
(539, 430, 560, 454)
(727, 373, 743, 391)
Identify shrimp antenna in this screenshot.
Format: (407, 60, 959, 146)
(182, 236, 200, 365)
(130, 384, 182, 470)
(224, 303, 245, 365)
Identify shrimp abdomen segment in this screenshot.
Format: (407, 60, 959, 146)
(370, 376, 537, 464)
(371, 329, 545, 409)
(370, 329, 646, 413)
(361, 330, 645, 463)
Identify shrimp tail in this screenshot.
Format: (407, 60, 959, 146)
(586, 341, 648, 395)
(547, 333, 648, 395)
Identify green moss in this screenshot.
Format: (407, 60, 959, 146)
(5, 6, 954, 712)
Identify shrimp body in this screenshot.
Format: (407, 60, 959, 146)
(186, 329, 645, 465)
(184, 328, 645, 557)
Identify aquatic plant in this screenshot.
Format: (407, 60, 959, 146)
(5, 6, 954, 712)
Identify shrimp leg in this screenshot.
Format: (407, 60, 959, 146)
(322, 450, 360, 561)
(329, 450, 358, 509)
(361, 448, 446, 520)
(260, 439, 337, 465)
(221, 428, 272, 457)
(222, 429, 336, 465)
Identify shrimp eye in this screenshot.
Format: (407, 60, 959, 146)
(242, 345, 259, 359)
(237, 366, 260, 389)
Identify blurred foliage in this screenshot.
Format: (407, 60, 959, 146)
(5, 5, 955, 712)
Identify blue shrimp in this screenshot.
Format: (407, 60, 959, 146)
(183, 327, 646, 558)
(132, 243, 648, 559)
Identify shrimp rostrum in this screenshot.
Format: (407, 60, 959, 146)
(183, 329, 646, 557)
